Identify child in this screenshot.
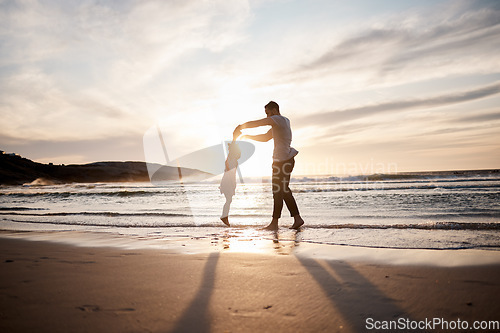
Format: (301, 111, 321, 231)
(220, 141, 241, 226)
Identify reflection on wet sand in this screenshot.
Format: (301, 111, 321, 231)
(210, 227, 303, 255)
(271, 229, 302, 255)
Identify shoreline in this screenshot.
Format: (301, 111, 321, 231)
(1, 229, 500, 267)
(1, 236, 499, 332)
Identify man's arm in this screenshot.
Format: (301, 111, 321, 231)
(242, 129, 273, 142)
(234, 117, 274, 140)
(239, 117, 274, 130)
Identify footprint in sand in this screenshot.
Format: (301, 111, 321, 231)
(77, 305, 101, 312)
(77, 305, 135, 313)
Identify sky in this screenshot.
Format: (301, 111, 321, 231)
(1, 0, 500, 177)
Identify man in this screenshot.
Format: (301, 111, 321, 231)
(234, 101, 305, 230)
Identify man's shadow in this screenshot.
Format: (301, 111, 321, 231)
(296, 256, 419, 332)
(271, 228, 413, 330)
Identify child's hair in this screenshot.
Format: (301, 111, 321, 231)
(227, 142, 241, 160)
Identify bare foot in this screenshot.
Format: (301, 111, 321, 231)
(262, 224, 278, 231)
(220, 217, 230, 227)
(290, 216, 304, 230)
(262, 219, 279, 231)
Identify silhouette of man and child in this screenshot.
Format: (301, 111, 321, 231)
(219, 101, 305, 230)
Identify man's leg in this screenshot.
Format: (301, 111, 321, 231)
(281, 159, 299, 217)
(263, 162, 284, 230)
(280, 158, 304, 229)
(265, 158, 304, 230)
(272, 161, 285, 219)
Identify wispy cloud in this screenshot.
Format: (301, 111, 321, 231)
(295, 82, 500, 127)
(282, 1, 500, 87)
(454, 111, 500, 123)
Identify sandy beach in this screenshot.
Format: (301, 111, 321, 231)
(1, 235, 499, 333)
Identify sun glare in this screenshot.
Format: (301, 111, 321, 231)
(238, 142, 274, 178)
(218, 228, 300, 255)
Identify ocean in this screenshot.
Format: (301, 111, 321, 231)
(1, 171, 499, 251)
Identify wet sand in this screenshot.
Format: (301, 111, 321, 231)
(1, 236, 499, 332)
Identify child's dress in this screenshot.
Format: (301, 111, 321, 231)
(220, 158, 238, 199)
(220, 143, 241, 221)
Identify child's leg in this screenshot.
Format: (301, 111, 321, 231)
(221, 194, 233, 218)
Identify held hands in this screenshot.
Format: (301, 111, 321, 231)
(233, 125, 242, 141)
(233, 125, 250, 141)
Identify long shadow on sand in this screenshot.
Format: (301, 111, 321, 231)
(296, 257, 418, 332)
(171, 252, 220, 333)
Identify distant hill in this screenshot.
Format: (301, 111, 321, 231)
(0, 151, 213, 185)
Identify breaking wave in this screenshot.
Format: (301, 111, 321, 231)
(2, 217, 499, 231)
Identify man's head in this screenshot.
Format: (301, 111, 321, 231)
(265, 101, 280, 117)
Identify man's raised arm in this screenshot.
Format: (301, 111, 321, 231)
(238, 117, 274, 130)
(233, 117, 274, 139)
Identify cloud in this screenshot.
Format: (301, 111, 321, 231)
(1, 0, 499, 172)
(295, 82, 500, 127)
(0, 132, 146, 164)
(282, 1, 500, 87)
(0, 0, 251, 141)
(0, 1, 250, 67)
(454, 111, 500, 123)
(0, 67, 148, 140)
